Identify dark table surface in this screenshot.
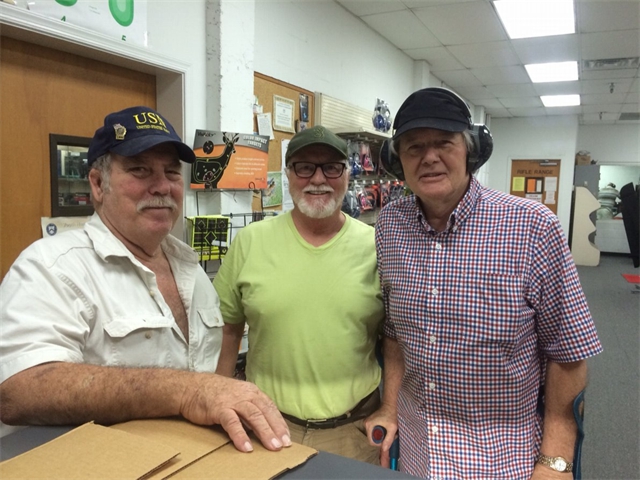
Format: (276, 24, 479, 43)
(0, 425, 417, 479)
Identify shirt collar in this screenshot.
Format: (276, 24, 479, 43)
(411, 176, 482, 234)
(85, 213, 199, 264)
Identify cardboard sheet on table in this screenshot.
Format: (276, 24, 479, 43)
(170, 434, 318, 480)
(111, 418, 230, 479)
(0, 422, 179, 480)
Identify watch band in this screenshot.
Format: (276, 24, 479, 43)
(537, 454, 573, 473)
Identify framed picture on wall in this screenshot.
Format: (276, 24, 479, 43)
(272, 95, 295, 133)
(49, 134, 94, 217)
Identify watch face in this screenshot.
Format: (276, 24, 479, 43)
(553, 458, 567, 471)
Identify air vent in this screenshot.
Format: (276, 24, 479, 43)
(619, 112, 640, 121)
(583, 57, 640, 70)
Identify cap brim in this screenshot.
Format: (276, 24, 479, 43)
(393, 117, 468, 140)
(110, 136, 196, 163)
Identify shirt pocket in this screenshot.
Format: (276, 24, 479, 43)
(193, 308, 224, 372)
(100, 315, 174, 367)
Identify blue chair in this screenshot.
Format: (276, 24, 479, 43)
(572, 390, 585, 480)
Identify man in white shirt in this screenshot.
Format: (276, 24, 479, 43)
(0, 106, 290, 454)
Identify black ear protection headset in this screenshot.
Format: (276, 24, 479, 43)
(380, 87, 493, 181)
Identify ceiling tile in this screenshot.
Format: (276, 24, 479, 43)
(471, 65, 530, 85)
(500, 97, 544, 108)
(486, 83, 537, 97)
(361, 10, 441, 49)
(336, 0, 407, 17)
(403, 46, 465, 70)
(402, 0, 477, 8)
(582, 104, 623, 114)
(625, 92, 640, 104)
(433, 69, 483, 87)
(577, 0, 640, 33)
(580, 69, 638, 81)
(507, 107, 546, 117)
(533, 81, 581, 96)
(486, 107, 512, 118)
(582, 113, 617, 124)
(546, 105, 583, 116)
(621, 102, 640, 112)
(581, 79, 633, 95)
(448, 41, 519, 69)
(581, 93, 629, 105)
(412, 2, 505, 46)
(511, 35, 580, 64)
(454, 86, 497, 101)
(581, 30, 640, 61)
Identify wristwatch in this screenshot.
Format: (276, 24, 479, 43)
(537, 454, 573, 473)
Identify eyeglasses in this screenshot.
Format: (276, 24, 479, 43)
(289, 162, 347, 179)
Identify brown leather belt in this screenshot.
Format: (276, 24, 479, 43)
(281, 389, 379, 430)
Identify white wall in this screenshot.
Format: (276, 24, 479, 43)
(489, 116, 579, 235)
(254, 1, 414, 119)
(577, 124, 640, 166)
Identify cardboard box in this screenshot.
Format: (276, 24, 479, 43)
(575, 153, 591, 165)
(0, 419, 317, 480)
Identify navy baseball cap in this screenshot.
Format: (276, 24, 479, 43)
(392, 88, 472, 140)
(87, 106, 196, 166)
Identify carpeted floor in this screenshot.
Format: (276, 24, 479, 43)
(578, 254, 640, 480)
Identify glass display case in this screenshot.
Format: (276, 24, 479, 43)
(49, 134, 93, 217)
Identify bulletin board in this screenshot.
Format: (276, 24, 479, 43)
(510, 159, 561, 215)
(254, 72, 315, 173)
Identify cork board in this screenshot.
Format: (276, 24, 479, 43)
(510, 159, 561, 215)
(253, 72, 314, 173)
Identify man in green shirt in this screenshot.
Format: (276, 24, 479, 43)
(215, 126, 384, 464)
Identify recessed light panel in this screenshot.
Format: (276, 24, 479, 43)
(494, 0, 575, 39)
(541, 94, 580, 107)
(525, 61, 579, 83)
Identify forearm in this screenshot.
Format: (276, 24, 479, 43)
(382, 336, 405, 410)
(215, 322, 245, 377)
(540, 359, 588, 459)
(0, 362, 194, 426)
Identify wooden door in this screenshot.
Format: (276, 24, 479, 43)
(0, 37, 156, 278)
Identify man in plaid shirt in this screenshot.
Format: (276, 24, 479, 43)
(364, 88, 602, 479)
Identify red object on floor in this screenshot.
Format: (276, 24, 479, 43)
(622, 274, 640, 284)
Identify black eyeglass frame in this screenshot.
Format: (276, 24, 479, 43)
(288, 161, 348, 179)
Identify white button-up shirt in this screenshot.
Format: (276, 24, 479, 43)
(0, 213, 223, 383)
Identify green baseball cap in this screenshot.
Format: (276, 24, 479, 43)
(285, 125, 348, 164)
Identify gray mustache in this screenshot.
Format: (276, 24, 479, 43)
(137, 197, 178, 212)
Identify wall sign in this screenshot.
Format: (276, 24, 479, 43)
(510, 159, 561, 215)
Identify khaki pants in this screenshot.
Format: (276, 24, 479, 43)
(285, 417, 381, 465)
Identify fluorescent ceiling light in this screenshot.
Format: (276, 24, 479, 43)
(494, 0, 575, 39)
(525, 61, 578, 83)
(541, 94, 580, 107)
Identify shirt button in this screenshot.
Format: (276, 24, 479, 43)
(431, 425, 439, 434)
(431, 288, 438, 296)
(429, 335, 436, 343)
(435, 243, 442, 250)
(428, 382, 436, 390)
(145, 332, 152, 339)
(149, 290, 155, 297)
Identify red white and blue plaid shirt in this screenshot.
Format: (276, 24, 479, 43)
(376, 177, 602, 480)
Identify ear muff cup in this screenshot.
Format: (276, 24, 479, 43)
(468, 123, 493, 173)
(380, 139, 405, 181)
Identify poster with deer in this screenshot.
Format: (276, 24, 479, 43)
(191, 130, 269, 189)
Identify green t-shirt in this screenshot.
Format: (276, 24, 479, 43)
(214, 212, 383, 419)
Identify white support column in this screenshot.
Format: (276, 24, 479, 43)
(412, 60, 432, 91)
(202, 0, 256, 216)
